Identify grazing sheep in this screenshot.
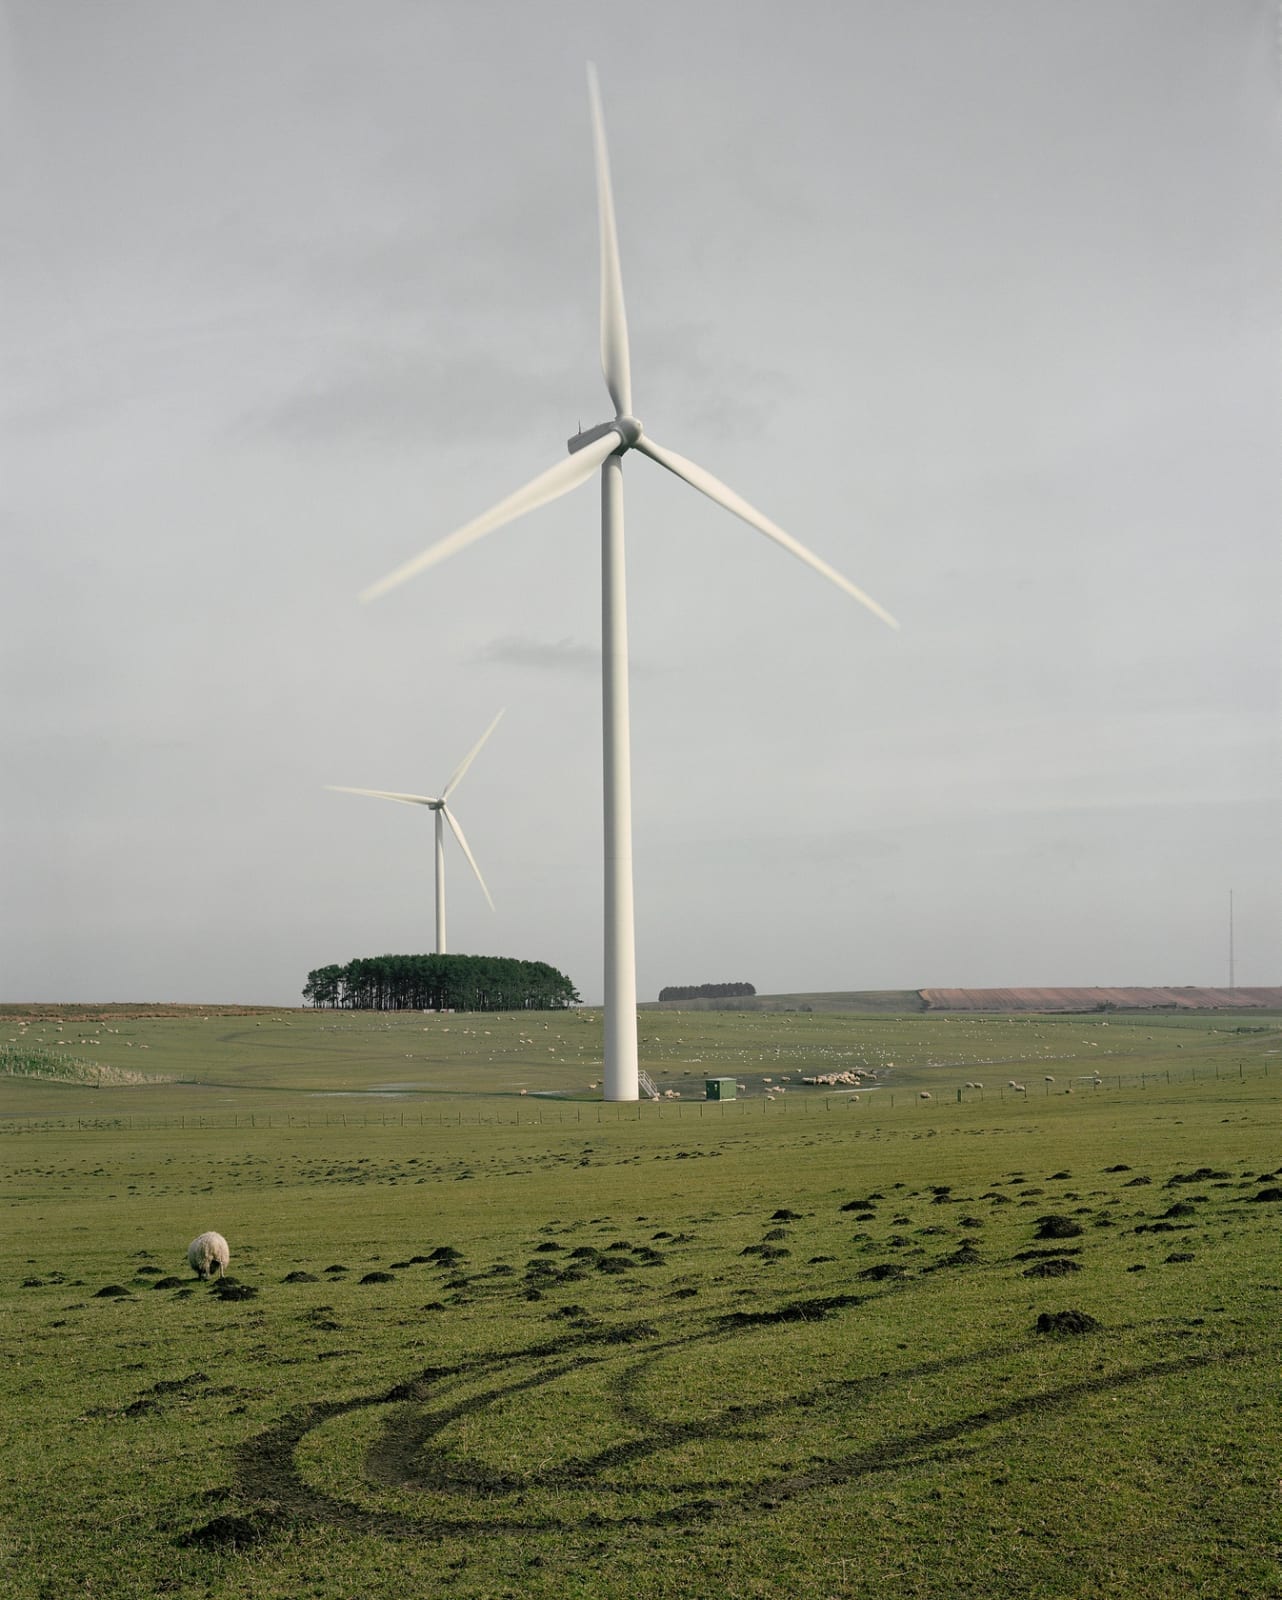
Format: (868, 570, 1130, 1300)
(918, 1091, 932, 1101)
(187, 1231, 230, 1280)
(1011, 1082, 1027, 1093)
(1044, 1075, 1056, 1083)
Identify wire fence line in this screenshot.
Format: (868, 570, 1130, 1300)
(0, 1059, 1269, 1135)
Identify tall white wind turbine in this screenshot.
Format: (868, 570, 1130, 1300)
(362, 68, 898, 1101)
(327, 710, 503, 955)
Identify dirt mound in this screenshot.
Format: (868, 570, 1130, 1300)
(178, 1512, 283, 1549)
(1035, 1309, 1100, 1336)
(1035, 1215, 1083, 1240)
(859, 1262, 907, 1282)
(211, 1279, 258, 1302)
(1023, 1258, 1082, 1278)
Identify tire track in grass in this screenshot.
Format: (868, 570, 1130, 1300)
(199, 1304, 1247, 1548)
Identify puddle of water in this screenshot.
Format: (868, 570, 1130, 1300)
(307, 1088, 419, 1099)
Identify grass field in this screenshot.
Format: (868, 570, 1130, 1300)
(2, 1006, 1279, 1598)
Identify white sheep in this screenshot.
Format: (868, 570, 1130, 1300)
(918, 1090, 932, 1101)
(187, 1231, 230, 1280)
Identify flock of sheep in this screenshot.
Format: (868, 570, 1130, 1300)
(179, 1062, 1110, 1277)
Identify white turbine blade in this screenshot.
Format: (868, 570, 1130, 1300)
(441, 708, 505, 802)
(634, 434, 900, 630)
(442, 805, 494, 910)
(587, 63, 632, 418)
(325, 785, 437, 807)
(360, 432, 620, 604)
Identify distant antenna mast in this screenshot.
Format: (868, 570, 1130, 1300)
(1228, 889, 1235, 992)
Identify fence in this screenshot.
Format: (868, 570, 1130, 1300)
(0, 1057, 1271, 1135)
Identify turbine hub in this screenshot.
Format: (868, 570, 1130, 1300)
(567, 415, 643, 456)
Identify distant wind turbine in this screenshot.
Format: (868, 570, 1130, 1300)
(327, 710, 504, 955)
(362, 67, 897, 1101)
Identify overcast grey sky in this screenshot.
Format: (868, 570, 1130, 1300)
(3, 0, 1279, 1006)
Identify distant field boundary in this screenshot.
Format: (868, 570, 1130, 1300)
(0, 1003, 283, 1021)
(1, 1056, 1272, 1134)
(7, 988, 1281, 1021)
(645, 987, 1282, 1014)
(642, 991, 927, 1014)
(919, 986, 1282, 1013)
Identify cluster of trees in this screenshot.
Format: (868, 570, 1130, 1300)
(303, 954, 580, 1012)
(657, 981, 757, 1002)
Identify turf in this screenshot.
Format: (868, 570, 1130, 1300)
(1, 1007, 1279, 1598)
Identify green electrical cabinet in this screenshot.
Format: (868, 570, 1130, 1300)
(705, 1077, 737, 1101)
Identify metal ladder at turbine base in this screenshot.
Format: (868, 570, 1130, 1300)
(637, 1069, 661, 1100)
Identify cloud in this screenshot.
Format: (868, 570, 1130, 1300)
(246, 349, 579, 448)
(474, 635, 600, 676)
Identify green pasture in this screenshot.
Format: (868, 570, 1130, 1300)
(1, 1007, 1279, 1598)
(2, 1003, 1276, 1118)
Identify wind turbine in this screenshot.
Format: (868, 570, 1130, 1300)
(362, 68, 898, 1101)
(327, 710, 503, 955)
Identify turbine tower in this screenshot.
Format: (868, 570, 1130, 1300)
(327, 710, 503, 955)
(362, 69, 897, 1101)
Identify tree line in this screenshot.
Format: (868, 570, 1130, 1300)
(657, 981, 757, 1002)
(303, 954, 580, 1012)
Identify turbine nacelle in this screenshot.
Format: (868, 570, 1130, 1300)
(567, 415, 643, 456)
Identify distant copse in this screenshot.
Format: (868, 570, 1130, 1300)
(304, 954, 579, 1012)
(657, 982, 757, 1003)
